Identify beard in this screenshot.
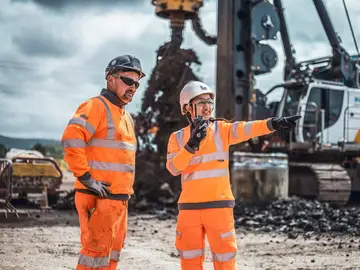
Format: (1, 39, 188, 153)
(120, 89, 134, 103)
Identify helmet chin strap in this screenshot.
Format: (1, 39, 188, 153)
(185, 112, 195, 129)
(186, 103, 201, 129)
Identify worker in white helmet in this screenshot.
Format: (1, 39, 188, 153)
(166, 80, 300, 270)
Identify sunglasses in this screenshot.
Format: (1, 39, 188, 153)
(112, 74, 140, 89)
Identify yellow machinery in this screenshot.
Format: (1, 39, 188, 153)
(0, 150, 63, 214)
(152, 0, 203, 21)
(11, 157, 63, 195)
(151, 0, 204, 47)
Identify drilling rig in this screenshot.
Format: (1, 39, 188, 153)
(147, 0, 360, 207)
(252, 0, 360, 207)
(215, 0, 360, 207)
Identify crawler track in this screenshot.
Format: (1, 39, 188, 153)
(289, 163, 351, 207)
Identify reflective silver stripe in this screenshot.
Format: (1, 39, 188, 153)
(68, 117, 95, 135)
(220, 230, 235, 239)
(212, 251, 237, 262)
(78, 253, 109, 267)
(110, 250, 120, 261)
(182, 168, 229, 182)
(244, 121, 253, 136)
(89, 161, 135, 172)
(176, 129, 184, 149)
(96, 96, 115, 139)
(210, 121, 216, 132)
(188, 152, 228, 166)
(88, 138, 136, 151)
(177, 248, 205, 259)
(168, 160, 181, 176)
(167, 153, 177, 160)
(231, 122, 239, 139)
(231, 121, 253, 139)
(127, 112, 135, 130)
(213, 121, 224, 152)
(62, 139, 85, 148)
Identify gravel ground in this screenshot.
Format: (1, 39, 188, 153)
(0, 210, 359, 270)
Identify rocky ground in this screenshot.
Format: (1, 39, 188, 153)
(0, 207, 360, 270)
(2, 171, 360, 269)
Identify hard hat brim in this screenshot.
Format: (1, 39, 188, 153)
(105, 66, 146, 79)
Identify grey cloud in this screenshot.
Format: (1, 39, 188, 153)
(281, 0, 360, 54)
(0, 50, 58, 97)
(0, 85, 16, 97)
(10, 9, 78, 58)
(12, 30, 77, 58)
(280, 1, 328, 44)
(0, 104, 65, 139)
(12, 0, 149, 12)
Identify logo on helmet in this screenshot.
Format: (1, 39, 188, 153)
(111, 60, 117, 66)
(200, 85, 207, 90)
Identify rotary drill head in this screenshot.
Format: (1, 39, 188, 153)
(152, 0, 203, 46)
(152, 0, 203, 21)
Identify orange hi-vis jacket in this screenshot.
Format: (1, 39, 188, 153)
(166, 119, 274, 210)
(62, 88, 136, 200)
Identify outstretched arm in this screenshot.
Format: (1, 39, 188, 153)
(227, 118, 275, 145)
(226, 115, 301, 145)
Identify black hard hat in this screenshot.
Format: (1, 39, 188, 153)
(105, 55, 145, 79)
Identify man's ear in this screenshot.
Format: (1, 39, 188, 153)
(107, 76, 113, 88)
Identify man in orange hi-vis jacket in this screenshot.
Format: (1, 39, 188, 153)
(62, 55, 145, 270)
(166, 80, 301, 270)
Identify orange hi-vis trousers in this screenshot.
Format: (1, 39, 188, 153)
(75, 192, 128, 270)
(175, 208, 238, 270)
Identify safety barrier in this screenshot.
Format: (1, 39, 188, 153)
(0, 158, 19, 218)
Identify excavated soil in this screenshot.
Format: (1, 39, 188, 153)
(0, 210, 360, 270)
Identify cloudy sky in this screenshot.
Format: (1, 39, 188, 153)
(0, 0, 359, 140)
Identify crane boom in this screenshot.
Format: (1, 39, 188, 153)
(273, 0, 296, 81)
(311, 0, 358, 87)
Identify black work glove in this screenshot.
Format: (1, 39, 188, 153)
(186, 117, 208, 151)
(79, 173, 111, 198)
(271, 115, 301, 130)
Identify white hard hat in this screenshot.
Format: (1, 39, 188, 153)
(179, 81, 215, 115)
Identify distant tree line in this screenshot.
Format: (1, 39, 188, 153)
(0, 144, 7, 158)
(32, 143, 64, 160)
(0, 143, 64, 160)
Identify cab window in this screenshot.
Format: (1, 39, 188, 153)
(303, 87, 344, 140)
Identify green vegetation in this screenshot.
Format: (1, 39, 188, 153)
(0, 144, 7, 158)
(0, 135, 63, 160)
(0, 135, 60, 150)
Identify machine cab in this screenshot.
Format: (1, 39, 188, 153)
(279, 80, 360, 146)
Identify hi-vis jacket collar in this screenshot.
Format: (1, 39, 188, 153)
(100, 88, 126, 108)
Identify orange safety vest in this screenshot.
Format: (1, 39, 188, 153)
(61, 89, 136, 199)
(166, 119, 274, 210)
